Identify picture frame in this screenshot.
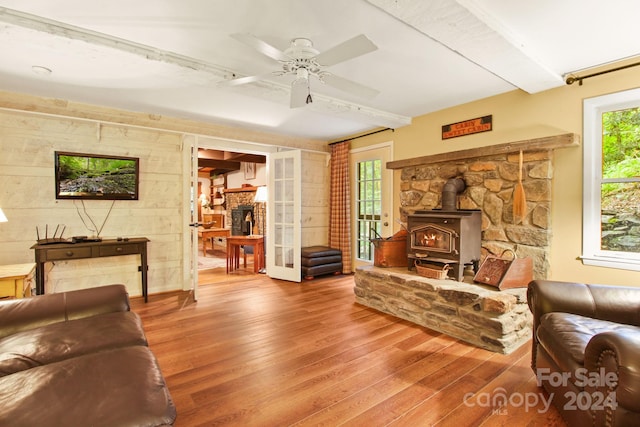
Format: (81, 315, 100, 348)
(54, 151, 140, 200)
(244, 162, 256, 180)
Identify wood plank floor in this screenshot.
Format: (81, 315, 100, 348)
(130, 268, 566, 427)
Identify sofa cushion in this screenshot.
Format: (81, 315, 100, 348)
(0, 284, 130, 340)
(0, 311, 147, 376)
(0, 345, 176, 427)
(537, 312, 640, 373)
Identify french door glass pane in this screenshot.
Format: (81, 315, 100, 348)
(356, 159, 383, 261)
(273, 157, 296, 268)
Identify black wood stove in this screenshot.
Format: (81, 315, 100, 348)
(406, 178, 482, 281)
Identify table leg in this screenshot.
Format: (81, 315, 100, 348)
(203, 235, 208, 257)
(140, 244, 148, 303)
(258, 242, 264, 271)
(36, 262, 45, 295)
(243, 246, 247, 268)
(253, 243, 258, 272)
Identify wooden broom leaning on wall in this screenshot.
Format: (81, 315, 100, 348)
(513, 150, 527, 223)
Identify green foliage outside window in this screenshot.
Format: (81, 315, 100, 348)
(602, 107, 640, 183)
(601, 107, 640, 253)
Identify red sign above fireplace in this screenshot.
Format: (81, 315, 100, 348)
(442, 115, 492, 140)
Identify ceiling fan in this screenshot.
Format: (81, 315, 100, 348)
(220, 33, 380, 108)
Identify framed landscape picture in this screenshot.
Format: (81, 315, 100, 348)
(244, 162, 256, 179)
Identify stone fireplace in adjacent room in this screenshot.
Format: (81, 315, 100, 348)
(224, 186, 265, 236)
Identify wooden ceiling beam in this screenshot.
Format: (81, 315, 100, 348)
(223, 152, 267, 163)
(197, 158, 241, 170)
(198, 149, 225, 160)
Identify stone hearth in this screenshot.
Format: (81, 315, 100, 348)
(354, 266, 532, 354)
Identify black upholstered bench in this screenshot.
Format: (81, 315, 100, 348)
(301, 246, 343, 280)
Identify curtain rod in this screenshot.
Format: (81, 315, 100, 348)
(329, 127, 393, 145)
(565, 60, 640, 86)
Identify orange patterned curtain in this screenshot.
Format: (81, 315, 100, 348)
(329, 141, 352, 273)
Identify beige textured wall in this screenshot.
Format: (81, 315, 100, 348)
(351, 65, 640, 286)
(0, 109, 184, 296)
(301, 150, 330, 247)
(0, 91, 329, 295)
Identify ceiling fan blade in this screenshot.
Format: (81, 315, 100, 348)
(230, 33, 291, 62)
(321, 73, 379, 99)
(314, 34, 377, 66)
(290, 78, 308, 108)
(217, 74, 267, 87)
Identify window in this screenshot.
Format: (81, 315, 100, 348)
(582, 88, 640, 271)
(356, 159, 383, 261)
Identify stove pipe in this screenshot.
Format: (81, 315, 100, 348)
(442, 178, 466, 211)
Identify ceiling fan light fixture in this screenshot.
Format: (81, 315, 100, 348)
(295, 67, 309, 82)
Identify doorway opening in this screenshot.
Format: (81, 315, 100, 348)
(193, 145, 269, 276)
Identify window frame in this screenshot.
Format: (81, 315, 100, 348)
(582, 87, 640, 271)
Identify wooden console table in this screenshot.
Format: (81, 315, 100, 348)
(31, 238, 149, 302)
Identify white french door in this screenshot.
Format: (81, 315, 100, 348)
(182, 135, 199, 300)
(350, 143, 393, 270)
(267, 150, 301, 282)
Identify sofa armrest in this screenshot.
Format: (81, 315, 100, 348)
(0, 284, 130, 339)
(585, 329, 640, 413)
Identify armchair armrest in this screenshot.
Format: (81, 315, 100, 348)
(528, 280, 640, 329)
(585, 329, 640, 413)
(0, 284, 130, 339)
(528, 280, 599, 330)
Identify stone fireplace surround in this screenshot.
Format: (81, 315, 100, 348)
(393, 133, 579, 279)
(400, 149, 554, 278)
(352, 134, 579, 353)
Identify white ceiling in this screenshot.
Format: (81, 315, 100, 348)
(0, 0, 638, 141)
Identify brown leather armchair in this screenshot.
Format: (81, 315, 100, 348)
(528, 280, 640, 426)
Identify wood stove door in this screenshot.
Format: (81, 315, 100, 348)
(411, 224, 455, 253)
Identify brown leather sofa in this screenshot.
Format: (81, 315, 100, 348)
(0, 284, 176, 426)
(528, 280, 640, 426)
